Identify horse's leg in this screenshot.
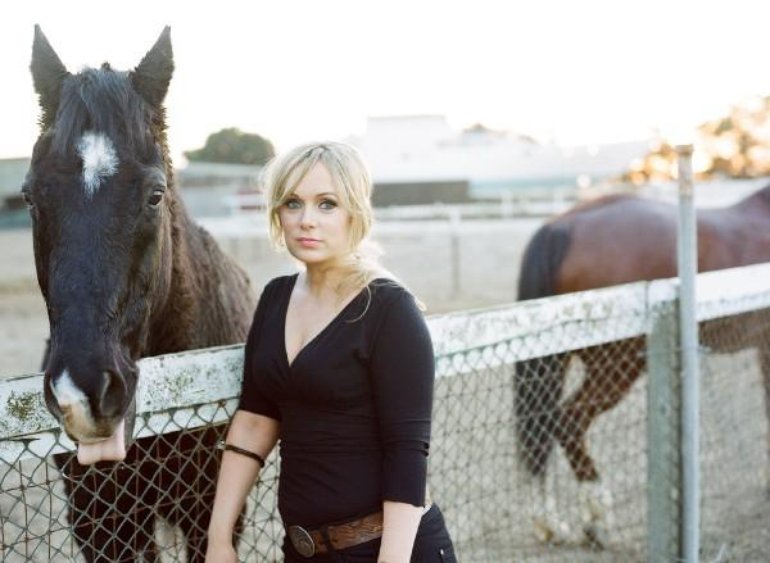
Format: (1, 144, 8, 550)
(514, 353, 571, 544)
(174, 482, 215, 562)
(514, 353, 569, 477)
(135, 509, 160, 562)
(551, 339, 644, 546)
(55, 453, 96, 563)
(554, 339, 644, 481)
(56, 453, 113, 563)
(159, 426, 225, 563)
(58, 445, 161, 562)
(116, 438, 164, 562)
(59, 457, 140, 562)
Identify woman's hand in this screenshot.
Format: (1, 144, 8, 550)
(205, 539, 238, 563)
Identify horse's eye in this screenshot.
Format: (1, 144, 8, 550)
(21, 191, 34, 208)
(147, 190, 164, 208)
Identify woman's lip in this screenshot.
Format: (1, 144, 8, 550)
(296, 238, 321, 247)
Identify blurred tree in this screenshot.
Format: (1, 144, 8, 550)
(184, 128, 275, 165)
(621, 95, 770, 184)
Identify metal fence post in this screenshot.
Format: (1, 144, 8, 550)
(647, 280, 682, 562)
(677, 144, 701, 562)
(648, 145, 702, 562)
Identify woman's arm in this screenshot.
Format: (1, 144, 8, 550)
(378, 500, 424, 562)
(369, 290, 436, 562)
(206, 410, 280, 559)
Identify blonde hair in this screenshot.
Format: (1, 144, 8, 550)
(262, 141, 384, 299)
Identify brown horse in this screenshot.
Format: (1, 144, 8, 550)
(25, 27, 256, 561)
(514, 187, 770, 522)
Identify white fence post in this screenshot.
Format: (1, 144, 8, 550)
(448, 208, 461, 298)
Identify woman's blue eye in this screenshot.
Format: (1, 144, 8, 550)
(285, 199, 301, 209)
(319, 200, 337, 210)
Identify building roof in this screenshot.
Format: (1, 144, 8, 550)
(353, 115, 650, 185)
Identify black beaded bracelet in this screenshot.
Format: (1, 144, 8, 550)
(217, 441, 265, 467)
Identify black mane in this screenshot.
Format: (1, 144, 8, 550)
(50, 66, 155, 161)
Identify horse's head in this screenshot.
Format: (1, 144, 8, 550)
(24, 26, 176, 464)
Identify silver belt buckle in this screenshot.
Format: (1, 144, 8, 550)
(288, 525, 316, 558)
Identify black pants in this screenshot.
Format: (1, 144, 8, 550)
(283, 504, 457, 562)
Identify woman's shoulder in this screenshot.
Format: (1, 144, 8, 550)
(363, 277, 430, 347)
(368, 276, 419, 311)
(262, 273, 299, 294)
(254, 273, 298, 313)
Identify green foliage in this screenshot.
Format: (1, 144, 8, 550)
(184, 128, 275, 165)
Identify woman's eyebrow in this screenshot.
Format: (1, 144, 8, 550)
(289, 190, 337, 199)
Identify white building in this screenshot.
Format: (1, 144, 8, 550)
(350, 115, 650, 200)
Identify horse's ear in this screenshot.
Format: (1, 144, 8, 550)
(30, 25, 70, 126)
(131, 26, 174, 108)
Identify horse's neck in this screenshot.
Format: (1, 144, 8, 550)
(147, 194, 253, 355)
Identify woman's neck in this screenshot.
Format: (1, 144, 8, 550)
(299, 253, 391, 300)
(301, 262, 351, 298)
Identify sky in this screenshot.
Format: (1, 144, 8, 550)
(2, 0, 770, 163)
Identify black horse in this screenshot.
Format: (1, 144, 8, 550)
(24, 27, 256, 561)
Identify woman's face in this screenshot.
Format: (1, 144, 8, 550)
(278, 162, 353, 268)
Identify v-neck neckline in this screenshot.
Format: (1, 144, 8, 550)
(282, 273, 374, 370)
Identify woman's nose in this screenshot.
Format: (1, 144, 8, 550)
(299, 207, 317, 227)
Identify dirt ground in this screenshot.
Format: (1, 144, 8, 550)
(0, 229, 48, 376)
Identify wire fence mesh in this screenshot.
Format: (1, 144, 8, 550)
(1, 264, 770, 562)
(697, 311, 770, 561)
(428, 286, 653, 562)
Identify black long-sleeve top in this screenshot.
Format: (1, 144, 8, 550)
(238, 274, 434, 527)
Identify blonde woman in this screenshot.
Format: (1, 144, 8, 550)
(205, 142, 455, 562)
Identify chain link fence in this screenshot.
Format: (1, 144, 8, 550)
(695, 269, 770, 561)
(2, 264, 770, 561)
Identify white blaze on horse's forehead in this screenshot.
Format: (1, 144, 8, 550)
(77, 132, 118, 197)
(51, 370, 88, 407)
